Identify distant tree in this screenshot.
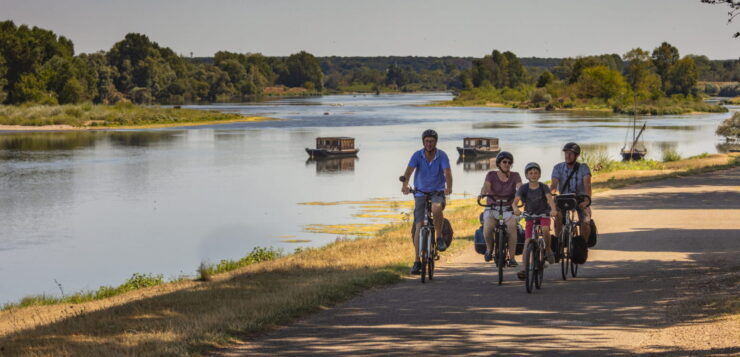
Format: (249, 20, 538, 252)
(576, 65, 629, 100)
(665, 57, 698, 96)
(59, 78, 84, 104)
(0, 55, 7, 102)
(536, 70, 556, 87)
(624, 48, 662, 99)
(700, 0, 740, 38)
(651, 42, 680, 90)
(281, 51, 323, 90)
(716, 112, 740, 140)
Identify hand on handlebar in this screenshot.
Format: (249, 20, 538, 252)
(444, 187, 452, 196)
(402, 185, 410, 195)
(513, 208, 522, 216)
(550, 209, 558, 218)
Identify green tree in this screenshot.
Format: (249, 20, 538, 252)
(665, 57, 698, 96)
(651, 42, 679, 90)
(280, 51, 323, 90)
(716, 112, 740, 139)
(576, 65, 629, 100)
(536, 70, 556, 87)
(59, 77, 84, 104)
(0, 55, 7, 102)
(624, 48, 662, 99)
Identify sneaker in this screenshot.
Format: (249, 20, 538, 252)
(484, 250, 493, 262)
(517, 270, 526, 280)
(410, 261, 422, 275)
(437, 239, 447, 252)
(507, 258, 518, 267)
(546, 251, 556, 264)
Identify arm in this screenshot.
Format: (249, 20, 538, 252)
(512, 195, 522, 216)
(443, 167, 452, 195)
(546, 192, 558, 217)
(401, 166, 414, 195)
(550, 178, 560, 195)
(480, 180, 491, 196)
(580, 175, 592, 208)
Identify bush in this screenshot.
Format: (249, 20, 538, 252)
(716, 112, 740, 140)
(662, 149, 682, 162)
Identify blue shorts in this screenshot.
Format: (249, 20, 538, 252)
(414, 193, 445, 224)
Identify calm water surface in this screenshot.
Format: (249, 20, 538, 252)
(0, 93, 733, 304)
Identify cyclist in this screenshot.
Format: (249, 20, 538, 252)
(401, 129, 453, 275)
(550, 142, 593, 243)
(513, 162, 558, 279)
(479, 151, 521, 267)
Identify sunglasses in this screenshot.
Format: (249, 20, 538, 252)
(500, 160, 512, 165)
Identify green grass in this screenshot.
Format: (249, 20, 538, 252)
(0, 102, 246, 127)
(3, 273, 165, 309)
(662, 149, 682, 162)
(4, 247, 282, 310)
(580, 151, 664, 174)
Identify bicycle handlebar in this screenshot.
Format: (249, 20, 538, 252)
(522, 213, 550, 220)
(477, 194, 510, 208)
(554, 193, 592, 208)
(399, 175, 443, 196)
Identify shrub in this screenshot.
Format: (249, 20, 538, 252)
(662, 149, 682, 162)
(716, 112, 740, 140)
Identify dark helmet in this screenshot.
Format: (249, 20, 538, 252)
(422, 129, 438, 141)
(524, 162, 541, 173)
(496, 151, 514, 167)
(562, 142, 581, 155)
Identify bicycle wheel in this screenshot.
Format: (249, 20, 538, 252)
(560, 229, 568, 281)
(524, 241, 535, 293)
(569, 229, 578, 278)
(535, 239, 544, 289)
(496, 229, 506, 285)
(420, 229, 429, 283)
(428, 233, 435, 280)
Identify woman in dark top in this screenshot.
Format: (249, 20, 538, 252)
(478, 151, 522, 266)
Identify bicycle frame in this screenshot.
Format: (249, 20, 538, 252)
(478, 194, 512, 285)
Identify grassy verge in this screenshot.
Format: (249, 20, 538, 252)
(0, 103, 274, 129)
(0, 204, 481, 356)
(591, 153, 739, 192)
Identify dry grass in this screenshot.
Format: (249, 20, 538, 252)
(0, 103, 272, 129)
(0, 203, 482, 356)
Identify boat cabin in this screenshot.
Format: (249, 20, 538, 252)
(316, 137, 356, 152)
(463, 137, 499, 150)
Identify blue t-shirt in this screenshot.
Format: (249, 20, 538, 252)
(551, 162, 591, 194)
(408, 149, 450, 196)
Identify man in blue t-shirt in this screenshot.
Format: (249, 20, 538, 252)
(401, 129, 453, 275)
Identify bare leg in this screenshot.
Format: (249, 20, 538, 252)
(506, 216, 518, 261)
(483, 215, 495, 252)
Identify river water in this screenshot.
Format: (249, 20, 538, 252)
(0, 93, 733, 304)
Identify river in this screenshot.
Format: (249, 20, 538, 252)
(0, 93, 733, 304)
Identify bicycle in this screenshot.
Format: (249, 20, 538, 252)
(400, 176, 442, 283)
(477, 194, 514, 285)
(522, 213, 549, 293)
(554, 193, 591, 280)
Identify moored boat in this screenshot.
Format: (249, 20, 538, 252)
(306, 137, 359, 158)
(621, 95, 647, 161)
(457, 137, 500, 157)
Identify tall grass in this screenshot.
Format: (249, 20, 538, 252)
(662, 149, 682, 162)
(580, 150, 663, 173)
(0, 103, 245, 127)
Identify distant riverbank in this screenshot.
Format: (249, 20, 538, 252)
(0, 103, 276, 131)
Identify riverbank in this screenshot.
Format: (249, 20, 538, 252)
(430, 88, 729, 115)
(1, 153, 737, 356)
(0, 103, 276, 131)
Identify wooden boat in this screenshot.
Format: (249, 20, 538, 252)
(457, 156, 496, 171)
(457, 137, 500, 157)
(620, 95, 647, 161)
(306, 137, 359, 158)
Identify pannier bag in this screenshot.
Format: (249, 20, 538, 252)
(515, 223, 525, 255)
(587, 220, 598, 247)
(474, 212, 486, 254)
(571, 235, 589, 264)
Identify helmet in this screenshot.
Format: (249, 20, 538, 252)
(562, 142, 581, 155)
(524, 162, 541, 173)
(495, 151, 514, 167)
(422, 129, 438, 141)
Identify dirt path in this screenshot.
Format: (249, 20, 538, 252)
(215, 168, 740, 356)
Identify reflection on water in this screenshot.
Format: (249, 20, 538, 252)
(457, 156, 497, 171)
(0, 132, 98, 151)
(716, 141, 740, 153)
(306, 157, 357, 174)
(472, 122, 520, 129)
(107, 131, 181, 147)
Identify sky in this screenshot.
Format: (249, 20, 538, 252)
(1, 0, 738, 59)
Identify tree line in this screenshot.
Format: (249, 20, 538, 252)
(0, 20, 738, 106)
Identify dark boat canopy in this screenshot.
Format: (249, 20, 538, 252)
(316, 137, 355, 150)
(463, 137, 499, 149)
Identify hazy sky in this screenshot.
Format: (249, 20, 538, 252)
(1, 0, 738, 59)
